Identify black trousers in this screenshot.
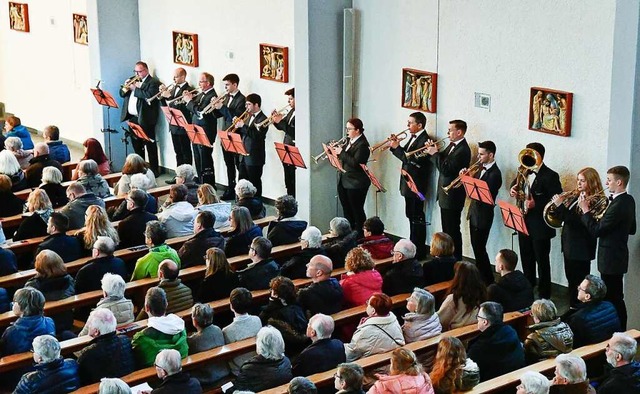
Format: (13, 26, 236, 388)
(338, 183, 368, 235)
(441, 207, 463, 261)
(238, 163, 264, 198)
(223, 150, 237, 190)
(470, 224, 494, 285)
(405, 194, 427, 259)
(171, 133, 192, 166)
(601, 273, 627, 330)
(193, 144, 215, 185)
(564, 257, 591, 308)
(518, 234, 551, 299)
(283, 163, 296, 197)
(128, 118, 159, 175)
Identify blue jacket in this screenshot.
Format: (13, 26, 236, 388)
(6, 125, 34, 150)
(0, 287, 9, 313)
(46, 141, 71, 163)
(292, 338, 346, 377)
(14, 357, 80, 394)
(0, 315, 56, 356)
(564, 300, 621, 347)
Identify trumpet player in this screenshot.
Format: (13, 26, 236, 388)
(119, 61, 161, 175)
(272, 88, 296, 197)
(234, 94, 269, 198)
(424, 119, 471, 261)
(389, 112, 433, 259)
(161, 68, 193, 177)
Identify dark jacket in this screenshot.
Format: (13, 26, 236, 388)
(151, 371, 202, 394)
(111, 191, 157, 222)
(237, 111, 269, 166)
(0, 248, 18, 276)
(423, 255, 457, 286)
(0, 287, 8, 313)
(564, 300, 621, 347)
(13, 357, 80, 394)
(76, 331, 135, 385)
(225, 224, 263, 258)
(119, 75, 161, 139)
(468, 163, 502, 230)
(260, 299, 310, 357)
(178, 227, 225, 268)
(467, 323, 525, 382)
(267, 219, 308, 247)
(13, 211, 49, 241)
(47, 140, 71, 163)
(324, 231, 358, 269)
(555, 203, 597, 261)
(338, 135, 371, 190)
(390, 130, 432, 197)
(430, 139, 472, 210)
(515, 163, 563, 240)
(237, 258, 280, 291)
(74, 256, 128, 295)
(549, 382, 596, 394)
(25, 154, 63, 188)
(597, 361, 640, 394)
(0, 190, 25, 217)
(383, 258, 425, 296)
(292, 338, 346, 377)
(39, 182, 69, 208)
(487, 270, 534, 312)
(524, 318, 573, 364)
(280, 247, 325, 280)
(196, 270, 239, 303)
(10, 170, 29, 192)
(274, 109, 295, 145)
(25, 275, 75, 333)
(60, 193, 106, 230)
(237, 197, 266, 220)
(35, 233, 84, 263)
(117, 208, 158, 249)
(234, 354, 293, 392)
(297, 278, 344, 317)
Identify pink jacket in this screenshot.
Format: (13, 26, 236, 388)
(340, 269, 383, 308)
(368, 372, 435, 394)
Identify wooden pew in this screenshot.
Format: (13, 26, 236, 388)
(61, 162, 78, 181)
(13, 173, 124, 201)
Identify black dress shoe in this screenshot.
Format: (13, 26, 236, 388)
(221, 190, 235, 200)
(165, 177, 177, 185)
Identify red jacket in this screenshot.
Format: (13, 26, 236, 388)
(359, 235, 395, 260)
(340, 270, 383, 308)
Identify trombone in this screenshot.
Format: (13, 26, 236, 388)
(146, 83, 175, 105)
(121, 75, 141, 93)
(443, 158, 482, 194)
(369, 129, 409, 153)
(166, 88, 200, 105)
(224, 110, 252, 133)
(256, 105, 291, 128)
(197, 93, 229, 120)
(312, 137, 349, 164)
(405, 137, 449, 159)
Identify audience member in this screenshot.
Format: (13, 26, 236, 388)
(517, 371, 551, 394)
(179, 210, 225, 268)
(281, 226, 325, 279)
(157, 184, 196, 238)
(0, 241, 18, 276)
(423, 232, 457, 286)
(39, 166, 68, 207)
(5, 136, 33, 169)
(368, 348, 435, 394)
(196, 247, 239, 303)
(60, 182, 105, 229)
(154, 259, 193, 315)
(75, 204, 120, 254)
(75, 236, 128, 295)
(117, 189, 158, 248)
(550, 354, 595, 394)
(0, 149, 28, 191)
(98, 378, 132, 394)
(524, 299, 573, 364)
(13, 188, 53, 241)
(324, 217, 358, 268)
(437, 261, 487, 330)
(358, 216, 394, 259)
(383, 239, 425, 295)
(43, 125, 71, 163)
(187, 303, 229, 385)
(174, 164, 199, 206)
(237, 236, 279, 290)
(4, 115, 34, 150)
(73, 138, 110, 180)
(0, 288, 7, 312)
(235, 179, 266, 220)
(110, 172, 158, 221)
(225, 206, 263, 257)
(467, 301, 525, 382)
(76, 159, 111, 198)
(36, 212, 83, 263)
(340, 247, 383, 308)
(140, 349, 202, 394)
(430, 336, 480, 393)
(297, 255, 344, 316)
(288, 377, 318, 394)
(267, 195, 307, 246)
(334, 362, 366, 394)
(222, 288, 263, 376)
(131, 221, 180, 280)
(487, 249, 534, 312)
(25, 142, 63, 187)
(293, 313, 346, 377)
(403, 288, 442, 343)
(196, 183, 231, 229)
(114, 153, 156, 196)
(598, 332, 640, 393)
(0, 173, 24, 217)
(79, 273, 134, 336)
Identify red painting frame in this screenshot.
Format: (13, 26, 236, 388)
(260, 43, 289, 83)
(401, 68, 437, 113)
(172, 31, 199, 67)
(8, 2, 29, 33)
(529, 87, 573, 137)
(73, 14, 88, 45)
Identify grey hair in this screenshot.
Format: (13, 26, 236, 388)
(4, 136, 22, 151)
(480, 301, 503, 325)
(156, 349, 182, 375)
(98, 378, 132, 394)
(584, 274, 607, 302)
(42, 166, 63, 184)
(0, 150, 21, 175)
(94, 236, 116, 255)
(519, 371, 550, 394)
(611, 332, 638, 362)
(13, 287, 45, 316)
(301, 226, 322, 248)
(130, 173, 153, 190)
(34, 142, 49, 155)
(309, 313, 335, 339)
(175, 164, 196, 182)
(79, 159, 99, 176)
(33, 335, 60, 363)
(87, 308, 117, 335)
(256, 326, 285, 360)
(395, 239, 416, 259)
(191, 303, 214, 328)
(235, 179, 257, 198)
(329, 217, 351, 237)
(412, 288, 436, 316)
(288, 377, 317, 394)
(531, 299, 558, 322)
(555, 354, 587, 383)
(101, 273, 126, 298)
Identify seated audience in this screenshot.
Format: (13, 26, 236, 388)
(13, 335, 80, 393)
(430, 336, 480, 393)
(60, 182, 105, 229)
(157, 184, 196, 238)
(76, 309, 135, 385)
(187, 303, 229, 385)
(36, 212, 83, 263)
(267, 195, 307, 246)
(0, 149, 28, 191)
(403, 288, 442, 343)
(5, 136, 33, 169)
(117, 189, 158, 248)
(110, 173, 158, 221)
(517, 371, 551, 394)
(368, 348, 435, 394)
(0, 287, 8, 313)
(423, 232, 457, 286)
(0, 242, 18, 276)
(222, 288, 263, 376)
(75, 204, 120, 255)
(467, 301, 525, 382)
(4, 115, 34, 150)
(437, 261, 487, 330)
(43, 125, 71, 164)
(280, 226, 325, 279)
(225, 206, 263, 257)
(114, 153, 156, 196)
(340, 247, 383, 308)
(334, 362, 366, 394)
(292, 313, 346, 377)
(0, 173, 24, 217)
(196, 247, 239, 303)
(174, 164, 199, 206)
(289, 377, 318, 394)
(98, 378, 131, 394)
(487, 249, 534, 312)
(131, 221, 180, 280)
(237, 236, 279, 290)
(73, 138, 110, 180)
(235, 179, 266, 219)
(358, 216, 394, 259)
(550, 354, 595, 394)
(524, 299, 573, 364)
(383, 239, 425, 295)
(563, 274, 621, 347)
(25, 142, 63, 187)
(345, 293, 405, 362)
(297, 255, 344, 317)
(144, 349, 202, 393)
(79, 273, 134, 336)
(14, 188, 53, 241)
(324, 217, 358, 268)
(136, 260, 193, 319)
(75, 237, 128, 295)
(598, 332, 640, 393)
(76, 159, 111, 198)
(178, 210, 225, 268)
(131, 287, 188, 367)
(197, 183, 231, 229)
(39, 166, 68, 207)
(233, 326, 293, 392)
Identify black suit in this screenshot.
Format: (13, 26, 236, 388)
(274, 109, 296, 196)
(468, 162, 502, 284)
(430, 138, 471, 260)
(237, 111, 269, 197)
(581, 192, 636, 328)
(120, 75, 161, 174)
(186, 88, 218, 185)
(337, 136, 371, 234)
(161, 83, 193, 166)
(390, 130, 433, 258)
(117, 208, 158, 248)
(214, 92, 246, 190)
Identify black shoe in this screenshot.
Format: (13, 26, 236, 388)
(221, 190, 235, 200)
(165, 177, 177, 185)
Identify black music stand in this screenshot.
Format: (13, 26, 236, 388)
(461, 175, 494, 206)
(401, 169, 425, 201)
(184, 124, 213, 148)
(361, 163, 385, 216)
(323, 143, 345, 173)
(161, 106, 188, 128)
(498, 200, 529, 237)
(274, 142, 306, 169)
(91, 87, 119, 167)
(218, 131, 248, 156)
(126, 121, 154, 143)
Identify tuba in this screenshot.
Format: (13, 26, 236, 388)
(513, 148, 543, 215)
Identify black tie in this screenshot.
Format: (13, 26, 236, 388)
(405, 135, 416, 150)
(443, 142, 455, 157)
(609, 194, 614, 201)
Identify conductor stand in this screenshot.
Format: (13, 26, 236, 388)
(91, 85, 119, 168)
(497, 200, 529, 250)
(361, 164, 386, 217)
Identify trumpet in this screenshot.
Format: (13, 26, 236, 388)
(405, 137, 449, 159)
(224, 110, 252, 133)
(197, 93, 229, 120)
(146, 83, 175, 105)
(312, 137, 349, 164)
(256, 105, 291, 128)
(369, 129, 409, 153)
(443, 158, 483, 194)
(166, 88, 200, 105)
(121, 75, 141, 93)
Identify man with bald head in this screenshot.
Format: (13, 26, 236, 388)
(137, 259, 193, 320)
(25, 142, 63, 187)
(382, 239, 425, 295)
(297, 255, 344, 316)
(292, 313, 346, 377)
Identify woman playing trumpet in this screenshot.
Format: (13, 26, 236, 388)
(550, 167, 603, 307)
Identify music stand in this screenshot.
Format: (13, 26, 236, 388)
(184, 124, 213, 148)
(498, 200, 529, 236)
(126, 121, 155, 143)
(274, 142, 306, 169)
(401, 169, 425, 201)
(361, 164, 386, 216)
(322, 143, 346, 173)
(218, 131, 248, 156)
(161, 106, 188, 128)
(460, 175, 494, 206)
(91, 87, 119, 168)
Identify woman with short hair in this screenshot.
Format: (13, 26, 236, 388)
(368, 348, 435, 393)
(402, 288, 442, 343)
(267, 195, 307, 247)
(340, 247, 383, 308)
(196, 247, 239, 303)
(324, 216, 358, 269)
(5, 136, 33, 169)
(197, 183, 231, 229)
(436, 261, 487, 330)
(76, 159, 111, 198)
(39, 166, 68, 208)
(0, 149, 28, 191)
(423, 232, 457, 286)
(75, 205, 120, 254)
(187, 303, 228, 384)
(13, 189, 54, 241)
(235, 179, 265, 220)
(73, 138, 110, 180)
(224, 206, 262, 258)
(114, 153, 156, 196)
(524, 299, 573, 364)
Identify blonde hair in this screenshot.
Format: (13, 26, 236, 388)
(390, 348, 422, 376)
(27, 189, 52, 212)
(205, 247, 232, 277)
(430, 232, 454, 257)
(81, 205, 119, 249)
(198, 184, 220, 205)
(34, 250, 67, 278)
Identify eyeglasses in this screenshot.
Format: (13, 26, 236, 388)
(333, 373, 342, 379)
(577, 286, 588, 293)
(476, 314, 488, 320)
(134, 69, 144, 73)
(345, 127, 356, 131)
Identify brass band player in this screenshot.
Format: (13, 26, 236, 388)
(272, 88, 296, 197)
(161, 68, 193, 180)
(233, 94, 269, 198)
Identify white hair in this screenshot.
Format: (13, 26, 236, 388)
(329, 217, 351, 237)
(301, 226, 322, 248)
(155, 349, 182, 375)
(611, 332, 638, 362)
(87, 308, 117, 335)
(94, 236, 116, 255)
(0, 149, 21, 175)
(394, 239, 416, 259)
(519, 371, 550, 394)
(34, 142, 49, 156)
(309, 313, 334, 339)
(175, 164, 196, 182)
(101, 273, 126, 298)
(99, 378, 132, 394)
(130, 173, 153, 190)
(4, 136, 22, 151)
(33, 335, 60, 363)
(555, 354, 587, 384)
(256, 326, 285, 360)
(235, 179, 257, 198)
(42, 166, 63, 184)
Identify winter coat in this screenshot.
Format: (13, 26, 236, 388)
(260, 298, 310, 356)
(74, 256, 128, 295)
(116, 207, 158, 248)
(39, 182, 68, 208)
(222, 314, 262, 376)
(35, 233, 84, 263)
(13, 357, 80, 394)
(0, 248, 18, 277)
(111, 192, 157, 222)
(196, 270, 239, 303)
(25, 275, 75, 333)
(237, 258, 280, 291)
(0, 190, 24, 217)
(131, 244, 181, 280)
(13, 209, 50, 241)
(225, 224, 263, 258)
(187, 324, 229, 384)
(524, 318, 573, 364)
(325, 231, 359, 268)
(6, 125, 34, 150)
(340, 269, 383, 308)
(47, 140, 71, 164)
(382, 258, 425, 296)
(423, 255, 457, 286)
(178, 227, 225, 268)
(132, 314, 189, 367)
(76, 331, 135, 385)
(368, 372, 435, 394)
(267, 218, 308, 247)
(0, 287, 9, 313)
(79, 296, 135, 336)
(467, 323, 525, 382)
(292, 338, 346, 377)
(77, 174, 111, 198)
(197, 202, 232, 229)
(59, 193, 105, 230)
(564, 300, 621, 348)
(236, 197, 266, 220)
(0, 315, 55, 356)
(359, 234, 395, 260)
(25, 154, 63, 187)
(597, 361, 640, 394)
(402, 312, 442, 343)
(487, 270, 534, 312)
(138, 278, 193, 320)
(436, 294, 478, 331)
(150, 371, 202, 394)
(157, 201, 196, 238)
(345, 314, 405, 362)
(280, 247, 325, 280)
(234, 354, 293, 392)
(297, 278, 344, 317)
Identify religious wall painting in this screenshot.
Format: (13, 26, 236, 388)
(529, 87, 573, 137)
(8, 2, 29, 32)
(73, 14, 88, 45)
(402, 68, 437, 113)
(260, 43, 289, 83)
(173, 31, 198, 67)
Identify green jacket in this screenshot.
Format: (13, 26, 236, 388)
(132, 325, 188, 367)
(131, 244, 180, 281)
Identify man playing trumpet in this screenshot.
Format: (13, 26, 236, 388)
(234, 94, 269, 198)
(161, 68, 194, 179)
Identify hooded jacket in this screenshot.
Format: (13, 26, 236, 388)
(345, 313, 405, 362)
(368, 372, 435, 394)
(402, 312, 442, 343)
(132, 314, 188, 367)
(157, 201, 196, 238)
(131, 244, 181, 280)
(47, 140, 71, 164)
(13, 357, 80, 394)
(524, 318, 573, 364)
(340, 269, 383, 308)
(297, 277, 345, 316)
(467, 323, 525, 381)
(487, 270, 534, 312)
